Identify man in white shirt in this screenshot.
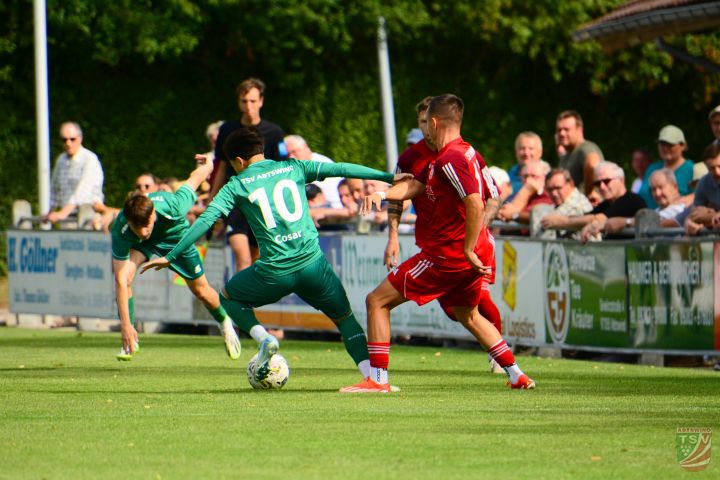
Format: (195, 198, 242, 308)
(284, 135, 343, 208)
(45, 122, 104, 224)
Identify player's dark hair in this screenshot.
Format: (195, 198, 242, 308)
(123, 194, 154, 227)
(236, 77, 266, 98)
(427, 94, 464, 126)
(701, 142, 720, 162)
(415, 96, 433, 114)
(556, 110, 583, 128)
(224, 126, 265, 161)
(305, 183, 323, 201)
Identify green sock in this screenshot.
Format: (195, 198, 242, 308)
(337, 314, 369, 365)
(128, 296, 135, 327)
(207, 304, 229, 324)
(219, 295, 261, 335)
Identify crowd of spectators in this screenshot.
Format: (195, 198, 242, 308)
(34, 88, 720, 246)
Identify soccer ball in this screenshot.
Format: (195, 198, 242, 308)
(246, 353, 290, 389)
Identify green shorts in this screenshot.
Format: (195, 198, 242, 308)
(224, 255, 351, 321)
(132, 244, 204, 280)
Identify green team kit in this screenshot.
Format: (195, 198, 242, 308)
(111, 184, 204, 279)
(163, 158, 395, 371)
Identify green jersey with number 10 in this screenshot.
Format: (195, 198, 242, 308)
(165, 159, 394, 276)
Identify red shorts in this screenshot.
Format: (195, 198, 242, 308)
(388, 252, 486, 309)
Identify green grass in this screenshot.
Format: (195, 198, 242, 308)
(0, 328, 718, 480)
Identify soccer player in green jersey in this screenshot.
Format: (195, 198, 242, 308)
(141, 127, 410, 382)
(112, 157, 248, 361)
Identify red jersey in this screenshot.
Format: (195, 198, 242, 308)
(396, 139, 437, 249)
(417, 136, 498, 268)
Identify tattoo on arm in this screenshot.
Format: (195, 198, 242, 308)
(387, 200, 402, 234)
(483, 197, 502, 227)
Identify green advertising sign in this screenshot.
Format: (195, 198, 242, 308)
(544, 243, 628, 347)
(626, 242, 714, 350)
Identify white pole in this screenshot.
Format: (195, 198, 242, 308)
(34, 0, 51, 217)
(377, 16, 398, 173)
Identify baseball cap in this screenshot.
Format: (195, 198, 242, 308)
(406, 128, 424, 145)
(693, 162, 708, 182)
(708, 105, 720, 120)
(657, 125, 686, 145)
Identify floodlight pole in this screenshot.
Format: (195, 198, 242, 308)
(34, 0, 51, 217)
(377, 16, 398, 173)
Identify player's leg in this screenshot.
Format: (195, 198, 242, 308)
(452, 305, 535, 389)
(228, 233, 252, 272)
(476, 285, 505, 373)
(342, 254, 443, 393)
(294, 257, 379, 380)
(221, 265, 292, 378)
(116, 249, 146, 360)
(185, 274, 242, 360)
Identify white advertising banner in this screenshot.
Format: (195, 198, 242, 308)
(489, 239, 546, 345)
(7, 230, 115, 317)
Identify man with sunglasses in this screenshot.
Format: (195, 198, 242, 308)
(541, 162, 645, 241)
(44, 122, 104, 226)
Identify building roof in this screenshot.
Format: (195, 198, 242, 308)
(573, 0, 720, 51)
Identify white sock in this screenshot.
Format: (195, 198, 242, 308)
(249, 325, 270, 344)
(504, 364, 523, 383)
(358, 360, 371, 378)
(370, 366, 388, 384)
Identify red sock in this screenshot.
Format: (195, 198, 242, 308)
(477, 288, 501, 334)
(368, 342, 390, 369)
(488, 339, 515, 368)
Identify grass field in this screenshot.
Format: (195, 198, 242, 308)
(1, 328, 718, 479)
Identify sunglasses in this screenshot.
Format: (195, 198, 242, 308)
(593, 177, 615, 187)
(546, 185, 565, 192)
(136, 183, 152, 189)
(61, 137, 77, 143)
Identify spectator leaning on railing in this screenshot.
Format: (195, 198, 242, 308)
(682, 142, 720, 235)
(540, 161, 646, 242)
(644, 169, 686, 228)
(497, 160, 552, 224)
(532, 168, 593, 240)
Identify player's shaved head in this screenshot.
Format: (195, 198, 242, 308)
(123, 194, 154, 227)
(224, 126, 265, 161)
(427, 94, 464, 126)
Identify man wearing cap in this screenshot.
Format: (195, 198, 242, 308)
(637, 125, 694, 209)
(556, 111, 605, 195)
(708, 105, 720, 144)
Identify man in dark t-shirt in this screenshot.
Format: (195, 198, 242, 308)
(208, 78, 287, 272)
(541, 161, 645, 241)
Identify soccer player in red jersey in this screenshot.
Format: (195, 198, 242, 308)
(385, 96, 505, 374)
(341, 94, 535, 393)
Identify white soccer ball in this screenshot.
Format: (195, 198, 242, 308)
(246, 353, 290, 389)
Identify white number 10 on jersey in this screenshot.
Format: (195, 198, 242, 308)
(248, 179, 304, 228)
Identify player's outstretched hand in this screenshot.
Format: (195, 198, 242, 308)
(360, 193, 383, 215)
(140, 257, 171, 274)
(392, 172, 414, 183)
(465, 251, 491, 276)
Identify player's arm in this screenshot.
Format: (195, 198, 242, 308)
(463, 193, 491, 275)
(384, 199, 403, 269)
(361, 179, 425, 215)
(207, 160, 229, 202)
(182, 155, 215, 192)
(113, 258, 139, 353)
